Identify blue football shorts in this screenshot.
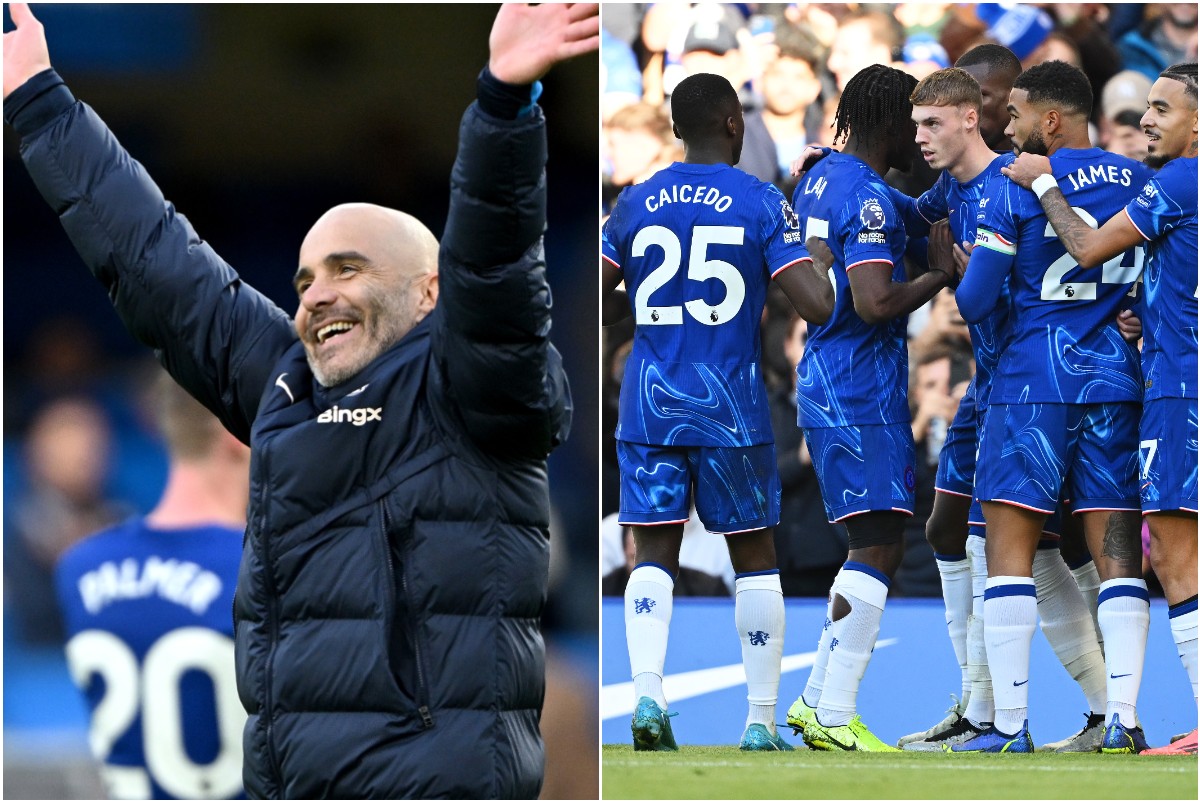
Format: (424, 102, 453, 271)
(934, 383, 978, 498)
(616, 440, 781, 534)
(804, 422, 916, 523)
(976, 401, 1140, 514)
(1139, 397, 1199, 514)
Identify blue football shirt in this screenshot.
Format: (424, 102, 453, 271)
(55, 518, 246, 800)
(603, 162, 808, 446)
(972, 148, 1153, 403)
(892, 153, 1015, 409)
(1124, 156, 1198, 401)
(789, 151, 910, 427)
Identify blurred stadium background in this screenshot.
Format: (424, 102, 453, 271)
(3, 4, 598, 799)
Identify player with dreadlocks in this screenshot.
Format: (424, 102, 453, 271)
(1003, 62, 1198, 756)
(782, 63, 955, 752)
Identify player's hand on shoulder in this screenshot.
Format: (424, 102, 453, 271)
(790, 145, 831, 178)
(488, 3, 599, 85)
(1001, 152, 1053, 190)
(3, 4, 52, 100)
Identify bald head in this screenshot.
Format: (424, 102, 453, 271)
(294, 203, 441, 387)
(303, 203, 439, 280)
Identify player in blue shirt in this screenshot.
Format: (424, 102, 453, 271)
(601, 72, 834, 752)
(55, 378, 249, 799)
(1003, 62, 1199, 756)
(782, 64, 953, 753)
(951, 61, 1154, 754)
(873, 64, 1109, 754)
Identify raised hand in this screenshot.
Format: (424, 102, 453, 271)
(3, 3, 52, 99)
(488, 3, 599, 85)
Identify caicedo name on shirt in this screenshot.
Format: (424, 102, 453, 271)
(645, 183, 734, 213)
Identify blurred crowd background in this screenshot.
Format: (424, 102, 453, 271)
(3, 5, 597, 799)
(601, 2, 1194, 599)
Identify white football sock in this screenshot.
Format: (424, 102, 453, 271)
(801, 568, 844, 708)
(1034, 549, 1106, 715)
(984, 576, 1037, 736)
(1097, 579, 1150, 727)
(1169, 601, 1198, 702)
(626, 563, 674, 708)
(736, 572, 786, 735)
(817, 563, 889, 728)
(1070, 559, 1104, 653)
(935, 552, 972, 703)
(964, 535, 993, 727)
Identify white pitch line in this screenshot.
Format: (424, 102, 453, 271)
(602, 638, 899, 720)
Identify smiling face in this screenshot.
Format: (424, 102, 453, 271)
(912, 102, 976, 171)
(1142, 76, 1198, 168)
(294, 204, 439, 387)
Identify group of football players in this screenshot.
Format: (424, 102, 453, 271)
(603, 41, 1196, 756)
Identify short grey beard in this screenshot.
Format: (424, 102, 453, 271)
(307, 295, 417, 388)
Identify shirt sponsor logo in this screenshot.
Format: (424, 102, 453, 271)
(317, 405, 383, 426)
(1135, 181, 1158, 208)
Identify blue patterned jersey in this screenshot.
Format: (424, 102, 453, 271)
(790, 151, 910, 427)
(974, 148, 1153, 404)
(1124, 157, 1198, 401)
(892, 153, 1015, 410)
(603, 162, 808, 446)
(55, 519, 246, 800)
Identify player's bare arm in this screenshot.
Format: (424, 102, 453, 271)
(773, 237, 834, 325)
(2, 3, 50, 99)
(601, 258, 631, 325)
(1002, 153, 1145, 267)
(847, 257, 951, 325)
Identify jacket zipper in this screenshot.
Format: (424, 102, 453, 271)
(380, 499, 434, 729)
(257, 444, 285, 785)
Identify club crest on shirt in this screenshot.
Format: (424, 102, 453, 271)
(860, 198, 886, 231)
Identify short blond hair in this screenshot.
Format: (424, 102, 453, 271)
(910, 67, 982, 113)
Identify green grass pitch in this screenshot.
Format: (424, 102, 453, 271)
(601, 745, 1198, 800)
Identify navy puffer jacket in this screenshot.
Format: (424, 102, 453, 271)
(8, 69, 571, 799)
